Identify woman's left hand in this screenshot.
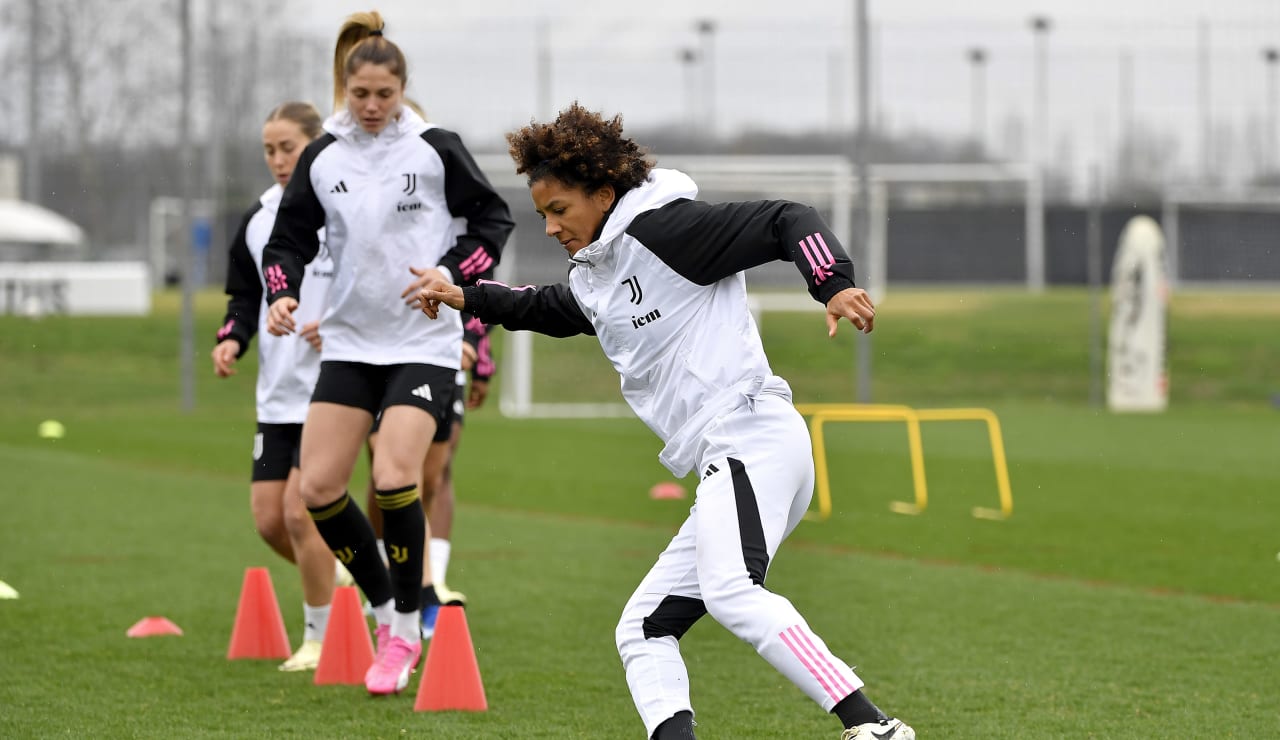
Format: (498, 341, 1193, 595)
(825, 287, 875, 336)
(299, 321, 323, 353)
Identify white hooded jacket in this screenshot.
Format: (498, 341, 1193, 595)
(261, 106, 513, 367)
(462, 168, 858, 476)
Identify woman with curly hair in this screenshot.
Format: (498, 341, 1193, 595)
(417, 102, 913, 740)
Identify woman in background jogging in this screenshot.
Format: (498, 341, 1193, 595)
(261, 11, 512, 695)
(211, 100, 343, 672)
(417, 103, 913, 740)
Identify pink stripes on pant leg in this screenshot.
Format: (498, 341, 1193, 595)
(778, 625, 856, 703)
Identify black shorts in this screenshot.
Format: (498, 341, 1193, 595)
(370, 376, 465, 442)
(252, 422, 302, 482)
(314, 361, 456, 441)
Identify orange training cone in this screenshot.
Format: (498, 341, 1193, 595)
(227, 567, 291, 660)
(314, 586, 375, 685)
(127, 616, 184, 637)
(649, 481, 687, 500)
(414, 605, 487, 712)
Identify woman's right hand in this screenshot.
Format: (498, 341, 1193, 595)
(266, 297, 299, 336)
(418, 279, 466, 320)
(211, 340, 241, 377)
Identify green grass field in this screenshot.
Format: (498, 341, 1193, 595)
(1, 288, 1277, 738)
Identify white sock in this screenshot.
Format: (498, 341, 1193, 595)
(372, 599, 395, 627)
(429, 538, 451, 586)
(391, 609, 421, 644)
(303, 602, 331, 642)
(375, 538, 389, 567)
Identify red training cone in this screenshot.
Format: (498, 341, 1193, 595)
(127, 616, 184, 637)
(227, 567, 291, 660)
(314, 586, 375, 685)
(414, 606, 487, 712)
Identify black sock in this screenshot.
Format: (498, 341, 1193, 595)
(833, 690, 888, 729)
(307, 492, 391, 607)
(652, 710, 696, 740)
(421, 583, 440, 607)
(375, 485, 425, 613)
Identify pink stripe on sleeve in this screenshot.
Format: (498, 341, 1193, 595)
(812, 232, 837, 265)
(798, 238, 821, 272)
(462, 254, 494, 281)
(476, 278, 537, 292)
(802, 237, 833, 284)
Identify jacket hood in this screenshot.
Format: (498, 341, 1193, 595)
(323, 104, 431, 143)
(572, 168, 698, 265)
(258, 183, 283, 212)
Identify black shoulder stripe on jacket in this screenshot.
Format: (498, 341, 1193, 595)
(421, 128, 515, 285)
(261, 133, 336, 305)
(217, 201, 264, 357)
(461, 281, 595, 338)
(626, 198, 857, 304)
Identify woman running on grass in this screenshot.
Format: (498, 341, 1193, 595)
(261, 10, 512, 695)
(415, 102, 914, 740)
(211, 100, 345, 673)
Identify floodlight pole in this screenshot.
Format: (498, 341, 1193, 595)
(1087, 164, 1103, 408)
(1263, 47, 1279, 173)
(1027, 15, 1051, 293)
(1197, 19, 1212, 183)
(679, 48, 700, 132)
(696, 19, 717, 140)
(536, 18, 552, 120)
(179, 0, 195, 412)
(24, 0, 40, 204)
(967, 47, 988, 153)
(854, 0, 873, 403)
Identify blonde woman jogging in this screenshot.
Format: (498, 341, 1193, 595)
(261, 12, 512, 695)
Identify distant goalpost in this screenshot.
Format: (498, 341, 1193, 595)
(474, 154, 1035, 419)
(1160, 188, 1280, 289)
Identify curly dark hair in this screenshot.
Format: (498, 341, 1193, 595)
(506, 102, 653, 195)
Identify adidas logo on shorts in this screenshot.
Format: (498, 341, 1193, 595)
(411, 384, 433, 401)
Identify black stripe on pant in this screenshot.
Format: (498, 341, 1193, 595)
(728, 457, 770, 586)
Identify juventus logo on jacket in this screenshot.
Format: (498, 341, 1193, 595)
(621, 275, 643, 305)
(402, 173, 417, 195)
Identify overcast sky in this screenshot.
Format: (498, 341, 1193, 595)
(286, 0, 1280, 191)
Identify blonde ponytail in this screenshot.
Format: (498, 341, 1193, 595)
(331, 11, 408, 112)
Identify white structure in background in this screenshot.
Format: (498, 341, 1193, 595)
(0, 199, 85, 247)
(0, 156, 149, 317)
(0, 261, 150, 317)
(1107, 216, 1169, 412)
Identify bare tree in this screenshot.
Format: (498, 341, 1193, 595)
(0, 1, 21, 148)
(1110, 122, 1177, 202)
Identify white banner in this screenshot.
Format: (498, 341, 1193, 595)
(0, 261, 150, 316)
(1107, 216, 1169, 412)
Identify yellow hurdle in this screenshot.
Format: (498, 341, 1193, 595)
(794, 403, 1013, 522)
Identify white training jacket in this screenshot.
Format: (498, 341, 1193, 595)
(260, 107, 513, 368)
(459, 169, 859, 476)
(216, 184, 332, 424)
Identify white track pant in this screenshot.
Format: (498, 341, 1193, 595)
(615, 395, 864, 738)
